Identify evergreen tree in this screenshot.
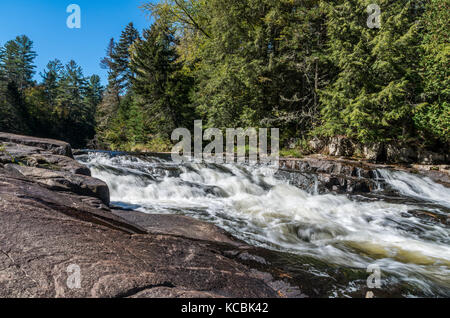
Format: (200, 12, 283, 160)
(100, 38, 121, 99)
(95, 24, 140, 148)
(0, 35, 37, 90)
(54, 60, 93, 147)
(0, 34, 102, 147)
(414, 0, 450, 145)
(0, 82, 30, 133)
(84, 75, 104, 138)
(317, 0, 423, 143)
(130, 23, 194, 138)
(41, 59, 64, 107)
(111, 23, 140, 93)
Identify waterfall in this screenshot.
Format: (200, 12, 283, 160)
(77, 152, 450, 296)
(377, 169, 450, 208)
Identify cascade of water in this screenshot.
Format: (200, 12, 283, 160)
(377, 169, 450, 208)
(77, 152, 450, 296)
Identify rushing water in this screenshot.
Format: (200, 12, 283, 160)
(78, 152, 450, 297)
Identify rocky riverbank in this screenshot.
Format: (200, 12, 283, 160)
(2, 132, 448, 298)
(0, 132, 301, 298)
(279, 154, 450, 194)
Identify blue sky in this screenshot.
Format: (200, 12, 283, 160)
(0, 0, 153, 85)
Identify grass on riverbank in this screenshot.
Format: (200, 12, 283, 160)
(107, 139, 310, 159)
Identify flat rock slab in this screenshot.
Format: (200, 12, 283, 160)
(0, 132, 73, 158)
(5, 164, 109, 206)
(0, 169, 278, 298)
(0, 143, 90, 176)
(111, 210, 245, 247)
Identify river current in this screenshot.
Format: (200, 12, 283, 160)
(77, 152, 450, 297)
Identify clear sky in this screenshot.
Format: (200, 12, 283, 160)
(0, 0, 153, 85)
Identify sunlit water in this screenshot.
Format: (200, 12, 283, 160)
(78, 152, 450, 297)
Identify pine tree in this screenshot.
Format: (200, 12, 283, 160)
(0, 35, 37, 90)
(54, 60, 93, 147)
(111, 23, 140, 93)
(414, 0, 450, 145)
(41, 59, 64, 107)
(95, 24, 140, 148)
(84, 75, 104, 137)
(130, 23, 193, 138)
(100, 38, 120, 98)
(317, 0, 423, 143)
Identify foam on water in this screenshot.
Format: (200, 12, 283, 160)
(78, 152, 450, 296)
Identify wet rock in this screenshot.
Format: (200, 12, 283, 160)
(72, 149, 89, 156)
(0, 132, 73, 158)
(279, 157, 376, 194)
(316, 174, 373, 193)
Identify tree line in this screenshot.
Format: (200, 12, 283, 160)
(1, 0, 448, 153)
(97, 0, 448, 153)
(0, 35, 102, 148)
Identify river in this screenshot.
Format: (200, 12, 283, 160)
(77, 151, 450, 297)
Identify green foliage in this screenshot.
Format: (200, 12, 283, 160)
(0, 35, 37, 90)
(4, 1, 446, 154)
(316, 0, 423, 143)
(97, 20, 195, 150)
(184, 0, 330, 136)
(103, 23, 140, 94)
(280, 148, 304, 159)
(413, 0, 450, 144)
(130, 22, 195, 135)
(0, 36, 102, 148)
(98, 0, 447, 153)
(0, 82, 31, 134)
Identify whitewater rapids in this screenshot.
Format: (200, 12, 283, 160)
(78, 152, 450, 297)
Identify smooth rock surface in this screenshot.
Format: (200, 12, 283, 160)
(0, 133, 286, 298)
(0, 132, 73, 158)
(111, 210, 245, 247)
(0, 169, 279, 298)
(5, 164, 109, 206)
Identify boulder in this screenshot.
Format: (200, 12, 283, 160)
(5, 164, 109, 206)
(386, 145, 417, 163)
(308, 137, 326, 153)
(0, 132, 73, 158)
(0, 143, 90, 176)
(278, 157, 376, 194)
(417, 151, 448, 165)
(363, 143, 384, 162)
(327, 136, 354, 157)
(24, 153, 91, 176)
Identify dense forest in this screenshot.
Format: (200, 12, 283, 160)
(0, 34, 102, 148)
(0, 0, 448, 155)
